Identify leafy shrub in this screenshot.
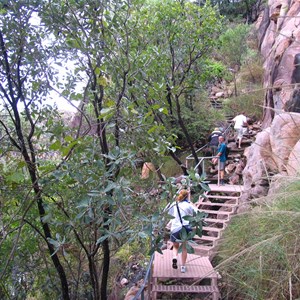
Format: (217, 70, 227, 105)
(223, 87, 264, 121)
(215, 178, 300, 300)
(241, 49, 264, 84)
(200, 58, 231, 83)
(217, 24, 251, 69)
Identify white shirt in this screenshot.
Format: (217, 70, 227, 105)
(165, 200, 198, 233)
(233, 114, 247, 129)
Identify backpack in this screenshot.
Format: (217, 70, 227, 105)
(225, 145, 230, 159)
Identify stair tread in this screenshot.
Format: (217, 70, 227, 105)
(193, 235, 218, 241)
(206, 195, 239, 200)
(192, 244, 214, 250)
(203, 218, 229, 224)
(201, 209, 233, 215)
(202, 226, 224, 232)
(152, 284, 219, 293)
(199, 202, 237, 207)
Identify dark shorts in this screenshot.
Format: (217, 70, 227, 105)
(170, 226, 192, 242)
(210, 145, 218, 156)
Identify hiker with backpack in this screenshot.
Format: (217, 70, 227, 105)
(165, 189, 198, 273)
(207, 127, 222, 156)
(212, 135, 227, 185)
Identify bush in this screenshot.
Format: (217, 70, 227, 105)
(223, 87, 264, 121)
(215, 178, 300, 300)
(218, 24, 251, 69)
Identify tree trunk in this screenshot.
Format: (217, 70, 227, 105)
(88, 256, 100, 300)
(169, 151, 188, 175)
(26, 160, 70, 300)
(101, 238, 110, 300)
(174, 95, 202, 174)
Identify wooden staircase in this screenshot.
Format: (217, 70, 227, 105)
(192, 184, 242, 259)
(151, 250, 220, 300)
(150, 184, 243, 300)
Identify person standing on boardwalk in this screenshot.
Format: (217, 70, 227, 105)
(232, 112, 248, 149)
(212, 135, 227, 185)
(208, 127, 222, 156)
(165, 189, 198, 273)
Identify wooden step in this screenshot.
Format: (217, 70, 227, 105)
(199, 202, 237, 208)
(203, 218, 229, 224)
(192, 243, 214, 250)
(208, 184, 244, 194)
(152, 284, 219, 293)
(193, 235, 219, 242)
(206, 195, 239, 200)
(200, 209, 233, 216)
(202, 226, 224, 233)
(191, 244, 214, 255)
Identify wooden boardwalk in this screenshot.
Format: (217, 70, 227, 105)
(152, 249, 217, 280)
(150, 184, 244, 299)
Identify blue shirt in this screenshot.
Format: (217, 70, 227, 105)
(217, 142, 227, 162)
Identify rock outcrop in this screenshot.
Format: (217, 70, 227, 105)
(257, 0, 300, 128)
(241, 112, 300, 205)
(240, 1, 300, 207)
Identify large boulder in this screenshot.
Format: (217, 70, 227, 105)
(242, 127, 275, 199)
(269, 113, 300, 173)
(287, 140, 300, 175)
(242, 113, 300, 204)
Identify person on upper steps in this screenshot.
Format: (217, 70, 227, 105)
(212, 135, 227, 185)
(232, 112, 248, 149)
(208, 127, 222, 156)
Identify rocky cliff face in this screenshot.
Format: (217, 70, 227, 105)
(241, 1, 300, 207)
(257, 0, 300, 127)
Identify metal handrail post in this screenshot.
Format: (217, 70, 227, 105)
(217, 159, 220, 186)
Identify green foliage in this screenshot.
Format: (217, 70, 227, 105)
(0, 0, 248, 299)
(215, 178, 300, 300)
(218, 24, 251, 69)
(212, 0, 260, 23)
(240, 51, 264, 85)
(115, 241, 149, 265)
(174, 96, 226, 146)
(200, 58, 231, 83)
(223, 87, 264, 120)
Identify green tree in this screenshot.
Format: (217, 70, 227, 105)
(0, 1, 70, 298)
(217, 24, 250, 70)
(0, 0, 222, 299)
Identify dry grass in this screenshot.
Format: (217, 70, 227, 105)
(214, 177, 300, 300)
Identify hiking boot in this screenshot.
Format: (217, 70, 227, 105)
(172, 258, 178, 269)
